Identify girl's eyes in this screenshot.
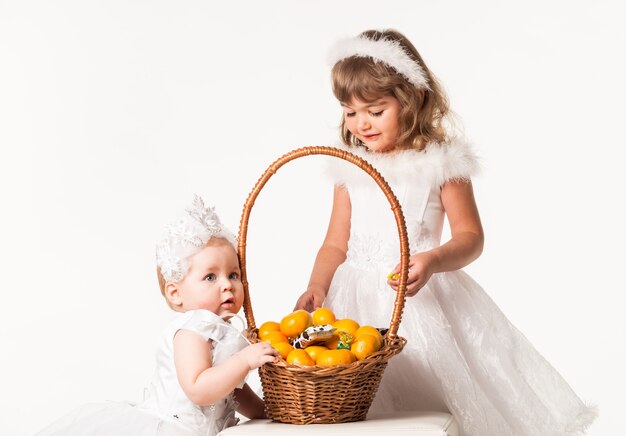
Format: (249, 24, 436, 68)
(204, 272, 240, 281)
(344, 110, 384, 118)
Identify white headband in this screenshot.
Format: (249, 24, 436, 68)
(156, 195, 237, 282)
(328, 35, 430, 90)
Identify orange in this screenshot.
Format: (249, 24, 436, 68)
(304, 345, 328, 363)
(286, 349, 315, 366)
(312, 308, 336, 326)
(262, 330, 289, 345)
(272, 341, 294, 359)
(280, 310, 313, 338)
(332, 318, 360, 336)
(354, 326, 383, 349)
(316, 349, 357, 366)
(350, 334, 381, 360)
(258, 321, 280, 341)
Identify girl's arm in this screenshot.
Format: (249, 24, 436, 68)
(234, 383, 266, 419)
(294, 185, 351, 311)
(433, 179, 484, 270)
(173, 330, 277, 406)
(389, 180, 484, 296)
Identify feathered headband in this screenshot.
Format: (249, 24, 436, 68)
(327, 35, 430, 90)
(156, 195, 237, 282)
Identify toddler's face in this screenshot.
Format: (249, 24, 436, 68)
(342, 95, 401, 153)
(175, 239, 244, 318)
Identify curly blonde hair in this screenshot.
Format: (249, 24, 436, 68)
(332, 29, 455, 151)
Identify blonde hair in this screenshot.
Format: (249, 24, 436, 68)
(157, 266, 169, 302)
(332, 29, 454, 151)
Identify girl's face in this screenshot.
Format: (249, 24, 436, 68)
(342, 95, 402, 153)
(172, 239, 244, 318)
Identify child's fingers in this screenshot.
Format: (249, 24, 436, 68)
(294, 292, 316, 312)
(263, 343, 278, 353)
(387, 266, 413, 282)
(388, 277, 422, 296)
(405, 286, 420, 297)
(406, 278, 425, 296)
(261, 343, 279, 357)
(261, 355, 277, 365)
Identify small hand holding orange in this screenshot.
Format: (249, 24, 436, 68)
(236, 342, 278, 370)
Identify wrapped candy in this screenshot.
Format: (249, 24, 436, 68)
(336, 331, 353, 350)
(292, 324, 336, 349)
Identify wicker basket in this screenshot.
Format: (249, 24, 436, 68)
(237, 146, 409, 424)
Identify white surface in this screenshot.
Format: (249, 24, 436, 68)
(218, 412, 459, 435)
(0, 1, 623, 435)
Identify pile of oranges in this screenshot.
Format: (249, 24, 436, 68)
(257, 308, 384, 366)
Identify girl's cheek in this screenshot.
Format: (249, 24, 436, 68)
(346, 121, 358, 134)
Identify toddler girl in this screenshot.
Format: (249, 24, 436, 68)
(38, 196, 277, 436)
(296, 29, 596, 435)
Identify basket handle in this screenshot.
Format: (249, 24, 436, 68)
(238, 146, 409, 339)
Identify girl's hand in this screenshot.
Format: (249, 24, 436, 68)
(387, 252, 438, 297)
(294, 288, 325, 312)
(236, 342, 278, 370)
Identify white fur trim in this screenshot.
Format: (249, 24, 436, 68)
(560, 403, 598, 435)
(328, 35, 430, 90)
(326, 139, 480, 189)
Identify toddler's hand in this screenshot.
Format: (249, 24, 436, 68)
(237, 342, 278, 370)
(294, 288, 325, 312)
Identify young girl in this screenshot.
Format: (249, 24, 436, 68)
(295, 29, 596, 435)
(38, 196, 278, 436)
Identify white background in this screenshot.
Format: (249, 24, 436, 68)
(1, 1, 624, 434)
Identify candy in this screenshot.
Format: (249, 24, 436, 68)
(292, 324, 336, 349)
(336, 331, 353, 350)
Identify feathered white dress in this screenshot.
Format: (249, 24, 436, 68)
(36, 310, 249, 436)
(324, 140, 596, 436)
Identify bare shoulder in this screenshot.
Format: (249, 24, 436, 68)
(173, 329, 213, 359)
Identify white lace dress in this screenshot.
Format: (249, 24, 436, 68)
(36, 310, 249, 436)
(324, 140, 596, 436)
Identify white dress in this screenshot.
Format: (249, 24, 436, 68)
(36, 310, 249, 436)
(324, 140, 596, 436)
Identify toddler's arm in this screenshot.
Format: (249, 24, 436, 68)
(173, 330, 277, 406)
(234, 383, 266, 419)
(295, 186, 351, 311)
(388, 180, 484, 296)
